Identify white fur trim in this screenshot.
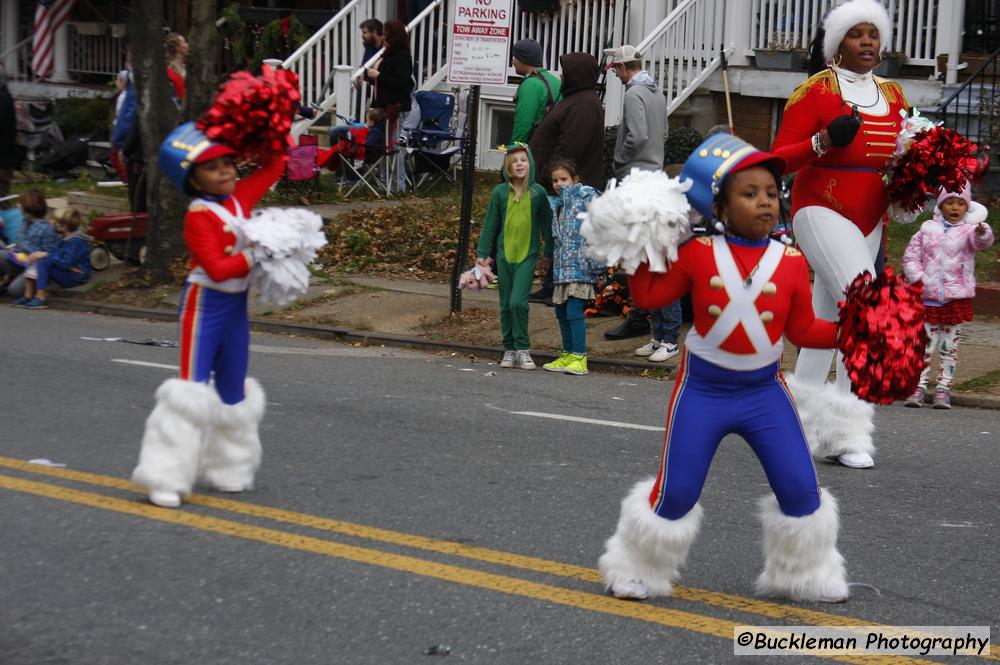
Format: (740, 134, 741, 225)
(785, 374, 875, 458)
(966, 201, 988, 225)
(132, 379, 220, 496)
(598, 478, 702, 598)
(823, 0, 892, 62)
(755, 491, 849, 602)
(198, 378, 265, 491)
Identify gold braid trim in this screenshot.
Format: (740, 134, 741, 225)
(784, 69, 839, 110)
(875, 78, 908, 107)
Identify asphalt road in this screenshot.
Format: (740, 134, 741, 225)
(1, 308, 997, 664)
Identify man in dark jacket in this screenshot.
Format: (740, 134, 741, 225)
(527, 52, 604, 303)
(529, 52, 605, 192)
(0, 71, 19, 198)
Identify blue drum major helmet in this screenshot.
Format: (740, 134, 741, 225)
(159, 122, 237, 195)
(680, 133, 786, 221)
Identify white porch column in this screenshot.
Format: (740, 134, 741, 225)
(2, 0, 19, 78)
(723, 0, 752, 66)
(934, 0, 966, 84)
(50, 22, 71, 82)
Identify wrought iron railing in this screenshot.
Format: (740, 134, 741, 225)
(938, 44, 999, 149)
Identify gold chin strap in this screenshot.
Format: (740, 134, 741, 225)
(833, 53, 843, 67)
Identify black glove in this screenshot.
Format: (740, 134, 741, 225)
(826, 113, 862, 148)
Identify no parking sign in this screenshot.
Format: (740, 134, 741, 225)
(447, 0, 514, 85)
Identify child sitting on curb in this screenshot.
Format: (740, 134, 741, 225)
(13, 208, 92, 309)
(542, 159, 600, 376)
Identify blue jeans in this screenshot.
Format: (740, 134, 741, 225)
(650, 300, 681, 344)
(35, 257, 88, 290)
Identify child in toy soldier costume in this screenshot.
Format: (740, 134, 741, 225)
(131, 122, 285, 508)
(594, 135, 850, 603)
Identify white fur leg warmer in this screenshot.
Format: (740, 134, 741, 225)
(755, 492, 848, 602)
(785, 375, 875, 459)
(598, 478, 703, 598)
(132, 379, 219, 496)
(198, 378, 265, 492)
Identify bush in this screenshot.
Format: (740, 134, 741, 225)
(663, 126, 704, 167)
(55, 96, 113, 141)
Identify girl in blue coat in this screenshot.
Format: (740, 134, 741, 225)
(542, 159, 601, 375)
(15, 208, 91, 308)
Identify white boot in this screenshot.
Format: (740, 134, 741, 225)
(199, 378, 265, 493)
(598, 478, 703, 599)
(755, 491, 849, 603)
(132, 379, 220, 507)
(784, 375, 875, 464)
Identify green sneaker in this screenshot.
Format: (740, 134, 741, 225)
(563, 354, 589, 375)
(543, 352, 573, 372)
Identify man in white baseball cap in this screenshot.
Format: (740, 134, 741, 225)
(602, 44, 643, 70)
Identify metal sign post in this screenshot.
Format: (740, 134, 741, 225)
(446, 0, 513, 313)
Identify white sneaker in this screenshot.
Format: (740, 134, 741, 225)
(514, 350, 536, 370)
(648, 342, 679, 362)
(149, 489, 181, 508)
(610, 578, 649, 600)
(213, 484, 248, 493)
(837, 452, 874, 469)
(634, 339, 660, 357)
(499, 351, 516, 368)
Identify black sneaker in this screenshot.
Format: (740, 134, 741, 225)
(528, 288, 553, 304)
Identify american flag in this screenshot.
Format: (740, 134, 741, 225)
(32, 0, 76, 79)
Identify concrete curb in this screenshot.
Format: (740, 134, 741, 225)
(49, 298, 673, 377)
(49, 298, 1000, 409)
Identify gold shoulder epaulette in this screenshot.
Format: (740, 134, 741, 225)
(785, 69, 838, 110)
(188, 203, 209, 213)
(784, 246, 802, 257)
(697, 236, 713, 246)
(875, 78, 907, 106)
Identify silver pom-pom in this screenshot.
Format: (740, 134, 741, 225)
(242, 207, 327, 306)
(713, 220, 726, 233)
(779, 233, 794, 246)
(578, 168, 693, 274)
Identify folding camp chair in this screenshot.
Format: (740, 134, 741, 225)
(341, 113, 404, 198)
(276, 134, 321, 203)
(405, 90, 467, 192)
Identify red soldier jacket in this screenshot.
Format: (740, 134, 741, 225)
(771, 68, 908, 236)
(629, 236, 837, 371)
(183, 157, 285, 293)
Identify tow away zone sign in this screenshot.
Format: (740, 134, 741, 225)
(447, 0, 513, 85)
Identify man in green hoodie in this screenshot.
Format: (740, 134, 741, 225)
(475, 143, 553, 369)
(510, 39, 561, 144)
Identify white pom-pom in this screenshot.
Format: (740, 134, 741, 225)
(579, 168, 693, 274)
(242, 207, 327, 305)
(713, 220, 726, 233)
(779, 233, 793, 246)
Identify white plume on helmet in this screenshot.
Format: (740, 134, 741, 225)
(822, 0, 892, 63)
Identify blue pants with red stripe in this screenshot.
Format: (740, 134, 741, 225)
(178, 283, 249, 405)
(650, 351, 821, 520)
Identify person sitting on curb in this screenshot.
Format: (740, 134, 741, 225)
(1, 189, 58, 297)
(12, 208, 92, 309)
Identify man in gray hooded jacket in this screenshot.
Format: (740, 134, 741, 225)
(606, 45, 667, 179)
(602, 45, 679, 355)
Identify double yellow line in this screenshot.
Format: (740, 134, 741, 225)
(0, 455, 992, 663)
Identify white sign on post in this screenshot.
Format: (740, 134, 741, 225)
(447, 0, 514, 85)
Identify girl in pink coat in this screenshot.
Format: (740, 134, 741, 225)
(902, 185, 994, 408)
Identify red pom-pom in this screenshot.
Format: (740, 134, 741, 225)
(885, 127, 979, 214)
(837, 266, 928, 405)
(196, 65, 301, 161)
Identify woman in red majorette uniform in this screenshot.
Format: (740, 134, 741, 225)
(770, 0, 907, 470)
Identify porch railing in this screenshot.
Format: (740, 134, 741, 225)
(0, 36, 33, 82)
(747, 0, 944, 68)
(68, 26, 126, 77)
(510, 0, 623, 77)
(637, 0, 729, 115)
(282, 0, 376, 110)
(938, 44, 999, 148)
